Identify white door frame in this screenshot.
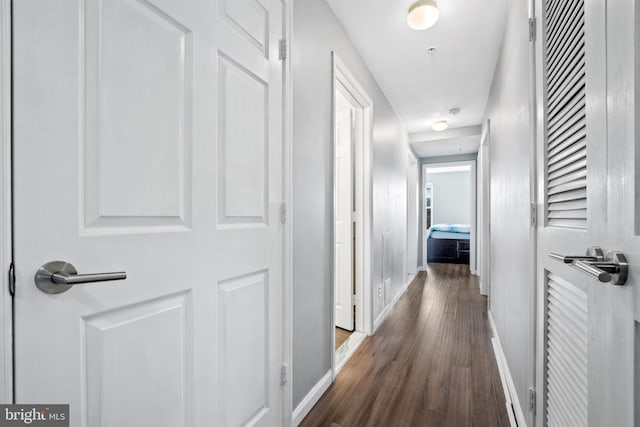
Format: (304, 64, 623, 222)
(330, 53, 373, 377)
(0, 0, 12, 404)
(421, 160, 477, 272)
(478, 120, 491, 296)
(406, 151, 419, 277)
(282, 0, 294, 424)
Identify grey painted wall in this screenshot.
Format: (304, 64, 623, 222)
(292, 0, 409, 408)
(483, 0, 533, 420)
(425, 170, 471, 225)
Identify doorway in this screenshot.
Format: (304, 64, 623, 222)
(331, 53, 373, 376)
(422, 161, 477, 272)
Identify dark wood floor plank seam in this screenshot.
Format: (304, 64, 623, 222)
(301, 264, 510, 427)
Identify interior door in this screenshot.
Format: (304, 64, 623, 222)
(13, 0, 285, 426)
(334, 99, 354, 332)
(534, 0, 635, 425)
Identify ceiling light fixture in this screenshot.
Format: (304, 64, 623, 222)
(407, 0, 440, 31)
(432, 120, 448, 132)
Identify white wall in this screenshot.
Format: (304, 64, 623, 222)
(483, 0, 533, 421)
(425, 170, 471, 225)
(292, 0, 409, 408)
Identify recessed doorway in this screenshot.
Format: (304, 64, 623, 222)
(331, 53, 372, 376)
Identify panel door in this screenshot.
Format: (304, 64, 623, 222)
(334, 104, 354, 332)
(12, 0, 285, 426)
(534, 0, 635, 425)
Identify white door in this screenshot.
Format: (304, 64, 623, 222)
(334, 102, 354, 332)
(13, 1, 286, 426)
(534, 0, 635, 425)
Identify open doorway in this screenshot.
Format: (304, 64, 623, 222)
(422, 161, 477, 272)
(331, 53, 373, 375)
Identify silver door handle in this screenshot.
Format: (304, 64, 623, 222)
(35, 260, 126, 294)
(549, 247, 628, 286)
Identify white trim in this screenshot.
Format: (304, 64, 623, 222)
(489, 311, 527, 427)
(291, 370, 333, 427)
(478, 120, 491, 296)
(334, 331, 366, 376)
(422, 160, 477, 272)
(282, 0, 294, 424)
(373, 278, 412, 333)
(0, 0, 12, 404)
(330, 53, 374, 378)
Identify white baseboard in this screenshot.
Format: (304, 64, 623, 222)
(488, 311, 527, 427)
(373, 278, 413, 333)
(292, 370, 332, 427)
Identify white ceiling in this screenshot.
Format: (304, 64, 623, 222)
(326, 0, 508, 155)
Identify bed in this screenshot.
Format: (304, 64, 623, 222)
(426, 224, 470, 265)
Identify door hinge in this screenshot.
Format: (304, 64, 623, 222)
(531, 203, 538, 228)
(528, 17, 536, 42)
(351, 294, 357, 305)
(280, 203, 287, 224)
(280, 364, 288, 385)
(278, 39, 288, 61)
(351, 211, 358, 223)
(528, 387, 537, 413)
(8, 263, 15, 297)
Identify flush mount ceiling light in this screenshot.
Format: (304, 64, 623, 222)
(432, 120, 448, 131)
(407, 0, 440, 31)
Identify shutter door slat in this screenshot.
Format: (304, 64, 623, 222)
(548, 158, 586, 181)
(547, 68, 585, 113)
(548, 149, 586, 175)
(546, 4, 583, 61)
(548, 188, 586, 204)
(545, 273, 588, 427)
(548, 168, 587, 189)
(548, 139, 586, 166)
(548, 91, 584, 132)
(545, 0, 587, 228)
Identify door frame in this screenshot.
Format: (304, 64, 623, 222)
(330, 52, 373, 377)
(406, 151, 419, 278)
(282, 0, 294, 424)
(0, 0, 12, 404)
(478, 120, 491, 296)
(421, 160, 477, 272)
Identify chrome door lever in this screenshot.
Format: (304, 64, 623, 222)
(35, 260, 126, 294)
(549, 247, 628, 286)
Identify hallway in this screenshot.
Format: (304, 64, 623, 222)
(301, 264, 510, 426)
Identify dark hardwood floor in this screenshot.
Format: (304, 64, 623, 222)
(301, 263, 510, 427)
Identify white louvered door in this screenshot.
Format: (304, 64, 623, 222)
(534, 0, 636, 426)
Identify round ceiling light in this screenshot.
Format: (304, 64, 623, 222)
(432, 120, 448, 131)
(407, 1, 440, 31)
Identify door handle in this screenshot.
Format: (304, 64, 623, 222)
(549, 247, 628, 286)
(35, 260, 126, 294)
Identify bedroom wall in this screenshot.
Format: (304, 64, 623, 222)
(483, 0, 534, 422)
(292, 0, 410, 409)
(425, 170, 471, 225)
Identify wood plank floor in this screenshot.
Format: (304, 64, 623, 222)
(301, 263, 511, 427)
(336, 327, 353, 350)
